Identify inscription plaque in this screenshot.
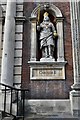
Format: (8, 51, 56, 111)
(28, 61, 67, 80)
(32, 68, 63, 79)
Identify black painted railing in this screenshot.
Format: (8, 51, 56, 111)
(0, 83, 29, 120)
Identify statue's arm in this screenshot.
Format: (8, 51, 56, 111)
(37, 23, 42, 31)
(51, 23, 58, 37)
(37, 25, 40, 31)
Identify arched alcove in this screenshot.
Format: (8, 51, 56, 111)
(30, 3, 65, 62)
(31, 4, 62, 17)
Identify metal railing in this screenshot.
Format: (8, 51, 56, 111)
(0, 83, 29, 120)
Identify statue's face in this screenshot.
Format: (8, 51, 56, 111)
(43, 16, 49, 22)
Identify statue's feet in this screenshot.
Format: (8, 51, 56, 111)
(49, 56, 53, 59)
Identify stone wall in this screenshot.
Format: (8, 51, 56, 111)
(22, 2, 73, 99)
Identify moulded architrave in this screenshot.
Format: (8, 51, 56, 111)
(14, 66, 22, 75)
(14, 50, 22, 57)
(15, 24, 23, 33)
(14, 75, 21, 83)
(15, 41, 22, 49)
(14, 58, 22, 66)
(16, 11, 23, 16)
(15, 34, 23, 40)
(16, 4, 23, 12)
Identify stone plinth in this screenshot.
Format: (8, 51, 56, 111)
(25, 99, 71, 115)
(28, 61, 67, 80)
(70, 90, 80, 116)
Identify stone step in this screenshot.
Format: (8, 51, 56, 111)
(18, 114, 80, 120)
(25, 99, 71, 115)
(2, 114, 80, 120)
(1, 112, 15, 120)
(24, 118, 80, 120)
(2, 116, 80, 120)
(2, 117, 14, 120)
(19, 117, 80, 120)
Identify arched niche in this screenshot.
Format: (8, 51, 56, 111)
(31, 4, 62, 17)
(30, 3, 64, 62)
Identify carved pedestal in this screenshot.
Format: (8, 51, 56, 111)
(28, 61, 67, 80)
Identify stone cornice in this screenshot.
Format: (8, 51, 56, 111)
(28, 61, 67, 66)
(1, 16, 27, 22)
(15, 16, 26, 22)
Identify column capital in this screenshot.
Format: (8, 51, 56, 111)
(56, 17, 64, 22)
(29, 16, 37, 23)
(71, 84, 80, 90)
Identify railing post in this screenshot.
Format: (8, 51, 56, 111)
(10, 89, 12, 114)
(4, 86, 6, 114)
(22, 90, 25, 120)
(16, 90, 19, 116)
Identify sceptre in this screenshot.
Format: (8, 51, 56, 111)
(37, 4, 40, 25)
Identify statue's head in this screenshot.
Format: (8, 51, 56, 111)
(43, 12, 49, 21)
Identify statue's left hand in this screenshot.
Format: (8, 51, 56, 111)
(53, 31, 58, 37)
(37, 25, 40, 31)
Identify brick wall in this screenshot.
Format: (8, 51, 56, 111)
(22, 2, 73, 99)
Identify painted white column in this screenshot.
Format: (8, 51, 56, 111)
(30, 17, 37, 61)
(70, 0, 80, 116)
(1, 0, 16, 86)
(57, 19, 64, 62)
(0, 7, 2, 74)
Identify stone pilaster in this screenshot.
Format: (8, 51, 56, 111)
(70, 0, 80, 116)
(30, 16, 37, 61)
(57, 18, 64, 62)
(1, 0, 16, 86)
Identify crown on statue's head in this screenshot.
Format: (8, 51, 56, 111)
(43, 12, 49, 17)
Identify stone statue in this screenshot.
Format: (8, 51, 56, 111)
(37, 12, 57, 59)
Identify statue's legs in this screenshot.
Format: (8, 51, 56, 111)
(48, 45, 54, 58)
(42, 47, 48, 58)
(42, 45, 54, 58)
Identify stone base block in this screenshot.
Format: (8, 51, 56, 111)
(70, 90, 80, 117)
(40, 58, 55, 62)
(25, 99, 71, 115)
